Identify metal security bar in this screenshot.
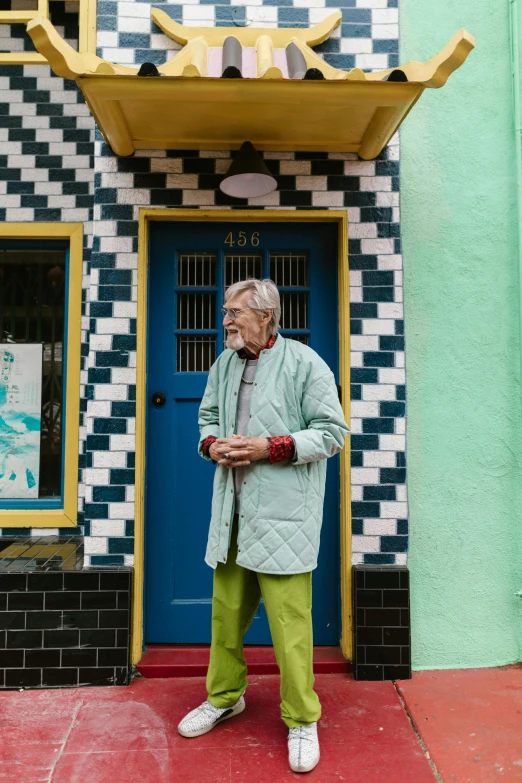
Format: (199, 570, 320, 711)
(177, 293, 216, 330)
(280, 292, 308, 330)
(178, 253, 216, 287)
(224, 254, 262, 288)
(270, 252, 308, 287)
(0, 249, 65, 499)
(177, 336, 216, 372)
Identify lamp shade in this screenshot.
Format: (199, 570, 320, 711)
(220, 141, 277, 198)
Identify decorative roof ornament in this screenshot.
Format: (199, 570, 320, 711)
(26, 15, 475, 158)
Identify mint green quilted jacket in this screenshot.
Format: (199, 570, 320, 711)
(198, 335, 350, 575)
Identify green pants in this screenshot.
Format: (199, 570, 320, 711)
(206, 516, 321, 728)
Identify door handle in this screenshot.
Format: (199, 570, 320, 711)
(151, 392, 167, 408)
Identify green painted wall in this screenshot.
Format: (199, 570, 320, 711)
(400, 0, 522, 668)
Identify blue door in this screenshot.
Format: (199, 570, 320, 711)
(145, 221, 340, 645)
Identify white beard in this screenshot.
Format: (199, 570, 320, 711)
(226, 328, 245, 351)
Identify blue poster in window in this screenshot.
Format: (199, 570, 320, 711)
(0, 345, 43, 499)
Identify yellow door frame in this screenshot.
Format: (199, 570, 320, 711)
(132, 208, 352, 665)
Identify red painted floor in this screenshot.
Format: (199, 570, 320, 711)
(0, 673, 434, 783)
(2, 666, 521, 783)
(397, 665, 522, 783)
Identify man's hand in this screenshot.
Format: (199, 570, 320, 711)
(209, 435, 270, 468)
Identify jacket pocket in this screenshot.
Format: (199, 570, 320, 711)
(259, 462, 305, 522)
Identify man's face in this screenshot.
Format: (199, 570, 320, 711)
(223, 290, 267, 351)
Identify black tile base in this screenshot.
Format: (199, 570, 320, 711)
(0, 536, 132, 690)
(353, 565, 411, 681)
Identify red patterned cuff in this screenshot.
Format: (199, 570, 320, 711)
(202, 435, 217, 459)
(268, 435, 295, 463)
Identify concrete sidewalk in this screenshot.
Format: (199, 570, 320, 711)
(1, 666, 520, 782)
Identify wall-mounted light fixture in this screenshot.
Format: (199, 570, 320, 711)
(219, 141, 277, 199)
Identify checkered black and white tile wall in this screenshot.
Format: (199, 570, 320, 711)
(0, 6, 94, 541)
(1, 0, 408, 567)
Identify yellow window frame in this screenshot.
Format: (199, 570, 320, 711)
(0, 223, 83, 528)
(0, 0, 96, 64)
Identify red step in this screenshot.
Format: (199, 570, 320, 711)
(137, 645, 351, 678)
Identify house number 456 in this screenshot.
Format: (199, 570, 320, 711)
(224, 231, 260, 247)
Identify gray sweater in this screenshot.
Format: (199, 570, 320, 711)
(234, 358, 257, 512)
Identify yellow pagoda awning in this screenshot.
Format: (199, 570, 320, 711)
(27, 14, 475, 159)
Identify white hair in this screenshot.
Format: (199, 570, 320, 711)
(225, 278, 281, 336)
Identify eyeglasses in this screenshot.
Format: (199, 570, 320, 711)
(220, 307, 251, 321)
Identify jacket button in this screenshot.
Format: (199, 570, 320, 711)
(243, 481, 246, 485)
(241, 514, 244, 518)
(225, 522, 229, 526)
(238, 548, 241, 553)
(234, 392, 237, 396)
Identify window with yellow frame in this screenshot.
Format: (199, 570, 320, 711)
(0, 224, 82, 528)
(0, 0, 96, 64)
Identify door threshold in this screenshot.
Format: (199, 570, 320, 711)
(137, 645, 351, 678)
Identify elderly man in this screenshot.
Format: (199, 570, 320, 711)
(178, 278, 349, 773)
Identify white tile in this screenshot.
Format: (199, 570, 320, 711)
(96, 318, 130, 335)
(362, 319, 395, 335)
(362, 384, 396, 401)
(372, 24, 399, 39)
(349, 223, 377, 239)
(396, 485, 408, 502)
(84, 537, 108, 554)
(118, 188, 151, 205)
(296, 175, 327, 191)
(349, 417, 362, 432)
(350, 352, 363, 368)
(349, 270, 362, 286)
(113, 302, 137, 318)
(344, 160, 375, 176)
(361, 238, 394, 254)
(372, 8, 398, 23)
(377, 302, 403, 319)
(312, 191, 343, 207)
(88, 400, 111, 417)
(97, 31, 118, 47)
(91, 520, 126, 536)
(111, 368, 137, 384)
(395, 418, 405, 434)
(124, 555, 135, 567)
(109, 502, 134, 519)
(118, 2, 151, 17)
(101, 48, 136, 64)
(350, 401, 379, 418)
(165, 173, 199, 188)
(350, 335, 379, 351)
(376, 191, 399, 207)
(248, 191, 280, 206)
(93, 451, 128, 468)
(352, 535, 380, 553)
(395, 554, 407, 565)
(351, 467, 379, 484)
(379, 368, 405, 384)
(378, 254, 402, 270)
(360, 176, 392, 192)
(355, 53, 388, 70)
(381, 501, 408, 518)
(94, 384, 128, 401)
(363, 451, 396, 467)
(364, 519, 396, 535)
(118, 16, 151, 32)
(151, 157, 182, 173)
(340, 38, 372, 54)
(182, 190, 215, 206)
(351, 553, 364, 565)
(84, 468, 110, 485)
(280, 160, 311, 175)
(379, 435, 406, 451)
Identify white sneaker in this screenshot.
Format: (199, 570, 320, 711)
(178, 695, 245, 738)
(288, 722, 320, 773)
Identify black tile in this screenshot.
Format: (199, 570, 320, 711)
(26, 611, 62, 630)
(45, 592, 81, 610)
(0, 630, 5, 648)
(0, 669, 4, 686)
(401, 609, 410, 627)
(0, 574, 26, 592)
(42, 668, 79, 687)
(0, 649, 24, 667)
(383, 665, 411, 681)
(383, 590, 409, 608)
(400, 571, 409, 589)
(62, 610, 99, 629)
(5, 668, 42, 688)
(117, 592, 130, 610)
(355, 664, 383, 681)
(0, 594, 6, 611)
(116, 629, 129, 648)
(43, 629, 79, 648)
(0, 612, 25, 630)
(100, 572, 131, 590)
(8, 593, 43, 611)
(383, 627, 409, 646)
(364, 571, 401, 590)
(78, 667, 116, 686)
(97, 647, 129, 667)
(6, 630, 42, 649)
(356, 589, 383, 608)
(27, 573, 64, 591)
(99, 610, 129, 629)
(365, 609, 401, 627)
(401, 647, 411, 665)
(61, 648, 97, 667)
(114, 667, 129, 686)
(63, 572, 100, 591)
(366, 646, 401, 665)
(82, 591, 118, 610)
(357, 627, 382, 646)
(80, 629, 116, 648)
(25, 649, 60, 668)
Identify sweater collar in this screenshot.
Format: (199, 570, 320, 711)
(237, 334, 277, 361)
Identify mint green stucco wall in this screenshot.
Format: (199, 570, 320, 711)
(400, 0, 522, 668)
